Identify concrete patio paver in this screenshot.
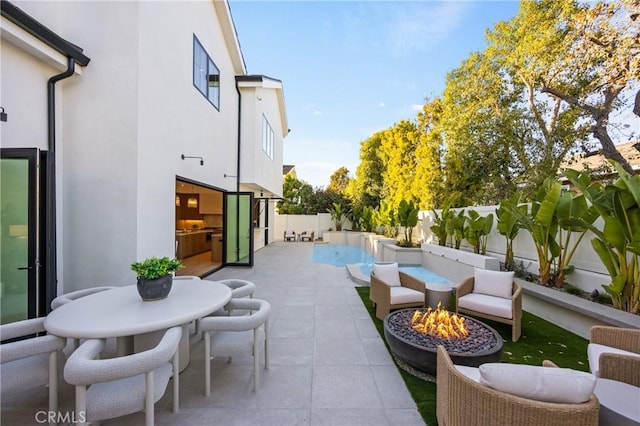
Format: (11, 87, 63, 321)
(1, 241, 424, 426)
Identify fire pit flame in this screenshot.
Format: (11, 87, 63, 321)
(410, 303, 469, 339)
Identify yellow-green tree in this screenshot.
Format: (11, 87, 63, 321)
(349, 132, 385, 208)
(328, 166, 350, 194)
(413, 97, 445, 209)
(380, 120, 419, 208)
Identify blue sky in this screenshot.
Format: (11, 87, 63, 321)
(229, 1, 521, 188)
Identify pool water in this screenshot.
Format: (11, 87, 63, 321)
(311, 244, 375, 266)
(312, 244, 452, 286)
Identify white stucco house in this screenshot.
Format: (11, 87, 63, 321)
(0, 0, 288, 322)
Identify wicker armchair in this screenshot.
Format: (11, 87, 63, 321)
(456, 275, 522, 342)
(300, 230, 314, 242)
(370, 263, 425, 320)
(589, 325, 640, 387)
(436, 346, 600, 426)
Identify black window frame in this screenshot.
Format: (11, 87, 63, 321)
(193, 35, 220, 110)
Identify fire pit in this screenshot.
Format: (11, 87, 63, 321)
(383, 306, 503, 376)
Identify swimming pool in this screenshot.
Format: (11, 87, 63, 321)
(311, 244, 375, 267)
(312, 244, 452, 285)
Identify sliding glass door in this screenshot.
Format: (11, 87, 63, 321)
(1, 149, 39, 324)
(224, 192, 253, 266)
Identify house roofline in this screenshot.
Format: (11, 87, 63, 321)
(0, 0, 90, 66)
(214, 0, 246, 75)
(236, 75, 289, 138)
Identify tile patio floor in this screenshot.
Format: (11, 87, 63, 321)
(1, 241, 424, 426)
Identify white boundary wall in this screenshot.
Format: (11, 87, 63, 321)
(417, 206, 609, 293)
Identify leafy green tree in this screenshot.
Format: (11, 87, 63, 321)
(328, 166, 350, 194)
(413, 98, 446, 209)
(306, 188, 346, 215)
(277, 174, 314, 214)
(489, 0, 636, 174)
(440, 51, 524, 205)
(350, 132, 385, 208)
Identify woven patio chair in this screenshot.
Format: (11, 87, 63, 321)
(456, 269, 522, 342)
(369, 262, 425, 320)
(588, 325, 640, 387)
(436, 346, 599, 426)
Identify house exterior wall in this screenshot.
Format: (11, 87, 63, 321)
(239, 82, 286, 198)
(3, 1, 285, 294)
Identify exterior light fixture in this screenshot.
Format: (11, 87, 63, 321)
(0, 107, 7, 122)
(181, 154, 204, 166)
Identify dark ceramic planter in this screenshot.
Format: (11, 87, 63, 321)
(137, 274, 173, 301)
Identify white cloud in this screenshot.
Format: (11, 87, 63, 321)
(314, 110, 323, 116)
(412, 104, 423, 111)
(379, 101, 386, 107)
(388, 2, 471, 56)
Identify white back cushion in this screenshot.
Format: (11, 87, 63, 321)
(373, 263, 401, 287)
(587, 343, 640, 377)
(473, 268, 514, 299)
(479, 363, 596, 404)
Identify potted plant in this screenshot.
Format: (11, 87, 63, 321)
(130, 256, 183, 301)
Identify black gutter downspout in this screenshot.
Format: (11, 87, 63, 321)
(42, 56, 75, 313)
(234, 81, 242, 262)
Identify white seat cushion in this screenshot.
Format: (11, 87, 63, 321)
(473, 268, 514, 299)
(594, 378, 640, 425)
(389, 286, 424, 304)
(587, 343, 640, 377)
(457, 293, 512, 319)
(479, 363, 596, 404)
(373, 263, 401, 287)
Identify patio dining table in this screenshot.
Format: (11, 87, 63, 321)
(44, 278, 231, 371)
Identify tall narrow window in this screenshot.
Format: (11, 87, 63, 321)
(193, 35, 220, 109)
(262, 115, 274, 160)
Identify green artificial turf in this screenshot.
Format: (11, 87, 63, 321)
(355, 286, 589, 426)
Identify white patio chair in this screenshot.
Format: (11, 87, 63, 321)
(63, 326, 182, 426)
(0, 317, 66, 416)
(200, 298, 270, 396)
(50, 286, 116, 310)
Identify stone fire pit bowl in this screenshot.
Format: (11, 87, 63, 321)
(383, 308, 504, 376)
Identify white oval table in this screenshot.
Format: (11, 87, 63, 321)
(45, 278, 232, 371)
